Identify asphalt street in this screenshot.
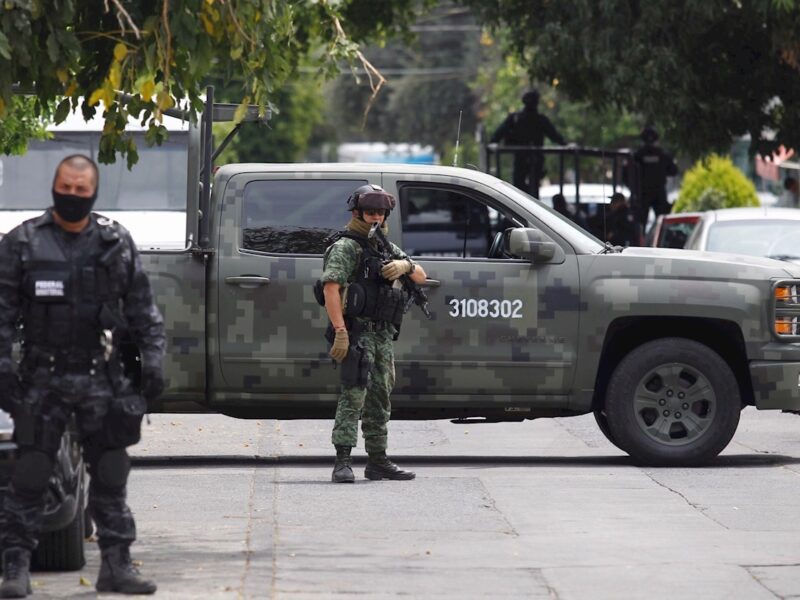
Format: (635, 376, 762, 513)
(26, 408, 800, 599)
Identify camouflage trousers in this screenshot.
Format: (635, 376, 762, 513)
(0, 362, 137, 552)
(331, 330, 395, 455)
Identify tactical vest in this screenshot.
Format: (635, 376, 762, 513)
(19, 215, 128, 351)
(320, 231, 407, 329)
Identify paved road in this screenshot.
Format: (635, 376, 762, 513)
(29, 408, 800, 599)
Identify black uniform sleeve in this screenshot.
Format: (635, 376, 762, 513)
(541, 116, 566, 145)
(121, 234, 166, 371)
(664, 150, 678, 177)
(490, 115, 512, 143)
(0, 231, 22, 375)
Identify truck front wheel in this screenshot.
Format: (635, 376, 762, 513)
(605, 338, 741, 466)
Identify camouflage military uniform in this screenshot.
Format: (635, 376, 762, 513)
(0, 209, 165, 553)
(321, 235, 407, 454)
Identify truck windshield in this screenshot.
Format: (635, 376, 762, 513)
(0, 131, 189, 211)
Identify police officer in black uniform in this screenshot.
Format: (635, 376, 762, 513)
(629, 126, 678, 228)
(490, 90, 566, 198)
(0, 154, 165, 597)
(604, 192, 638, 248)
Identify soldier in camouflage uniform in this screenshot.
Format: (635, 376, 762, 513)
(320, 185, 427, 483)
(0, 155, 165, 597)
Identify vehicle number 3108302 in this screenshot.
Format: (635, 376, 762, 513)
(448, 298, 523, 319)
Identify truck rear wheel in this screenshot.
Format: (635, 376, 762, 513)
(605, 337, 740, 466)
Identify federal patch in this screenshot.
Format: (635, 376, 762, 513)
(34, 280, 65, 297)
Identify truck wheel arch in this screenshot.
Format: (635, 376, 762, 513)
(592, 316, 752, 413)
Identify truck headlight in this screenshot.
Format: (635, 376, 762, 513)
(774, 282, 800, 338)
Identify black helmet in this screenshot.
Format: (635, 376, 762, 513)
(346, 184, 396, 212)
(640, 126, 659, 144)
(521, 90, 540, 108)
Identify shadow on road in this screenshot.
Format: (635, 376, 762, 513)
(131, 453, 800, 469)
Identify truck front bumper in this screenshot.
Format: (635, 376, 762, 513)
(750, 361, 800, 410)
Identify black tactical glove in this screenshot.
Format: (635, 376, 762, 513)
(141, 366, 165, 400)
(0, 371, 20, 413)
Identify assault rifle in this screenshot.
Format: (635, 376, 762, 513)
(368, 222, 432, 320)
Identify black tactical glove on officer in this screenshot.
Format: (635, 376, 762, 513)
(140, 364, 165, 401)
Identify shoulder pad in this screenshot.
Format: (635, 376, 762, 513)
(95, 215, 121, 242)
(18, 221, 31, 244)
(324, 231, 345, 245)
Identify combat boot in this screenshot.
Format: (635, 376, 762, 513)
(332, 446, 355, 483)
(95, 544, 157, 595)
(365, 453, 415, 481)
(0, 548, 31, 599)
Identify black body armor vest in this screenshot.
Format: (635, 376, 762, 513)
(322, 232, 408, 330)
(19, 217, 127, 351)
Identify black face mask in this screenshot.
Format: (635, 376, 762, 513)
(52, 190, 97, 223)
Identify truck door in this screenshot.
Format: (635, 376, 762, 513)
(213, 173, 377, 401)
(382, 174, 581, 403)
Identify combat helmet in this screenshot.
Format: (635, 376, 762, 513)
(346, 184, 396, 215)
(521, 90, 540, 108)
(640, 126, 659, 144)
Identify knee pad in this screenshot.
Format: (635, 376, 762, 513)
(95, 449, 131, 489)
(11, 451, 53, 496)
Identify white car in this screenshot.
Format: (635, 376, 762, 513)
(684, 207, 800, 264)
(538, 182, 630, 216)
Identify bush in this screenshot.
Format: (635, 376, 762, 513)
(672, 154, 759, 213)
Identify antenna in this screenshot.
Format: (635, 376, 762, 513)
(452, 110, 463, 167)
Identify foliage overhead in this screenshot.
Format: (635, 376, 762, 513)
(0, 96, 49, 155)
(465, 0, 800, 158)
(673, 154, 759, 213)
(0, 0, 427, 164)
(323, 3, 481, 155)
(213, 76, 326, 164)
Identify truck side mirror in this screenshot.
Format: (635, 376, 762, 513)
(507, 227, 558, 263)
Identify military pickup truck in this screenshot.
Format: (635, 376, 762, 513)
(141, 159, 800, 467)
(2, 98, 800, 473)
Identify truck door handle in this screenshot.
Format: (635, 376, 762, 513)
(225, 276, 271, 288)
(420, 279, 441, 288)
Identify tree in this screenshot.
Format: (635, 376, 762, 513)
(0, 0, 427, 164)
(0, 96, 49, 155)
(465, 0, 800, 158)
(673, 155, 759, 212)
(323, 2, 481, 155)
(213, 76, 327, 164)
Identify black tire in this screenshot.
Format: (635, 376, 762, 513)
(605, 337, 741, 467)
(593, 407, 627, 452)
(33, 471, 86, 571)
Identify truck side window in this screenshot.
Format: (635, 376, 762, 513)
(241, 179, 367, 254)
(399, 185, 518, 258)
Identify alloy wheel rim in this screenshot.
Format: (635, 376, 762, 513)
(632, 362, 716, 446)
